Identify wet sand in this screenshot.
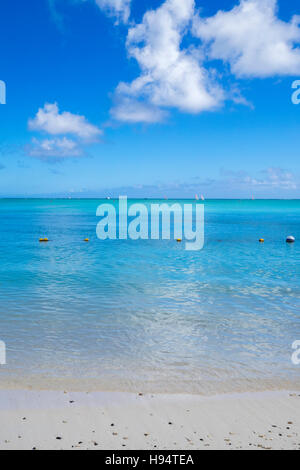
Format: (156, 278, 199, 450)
(0, 390, 299, 450)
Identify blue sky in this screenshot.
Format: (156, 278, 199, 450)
(0, 0, 300, 197)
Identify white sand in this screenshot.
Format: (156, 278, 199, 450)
(0, 390, 299, 450)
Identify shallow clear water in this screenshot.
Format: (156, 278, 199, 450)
(0, 199, 299, 393)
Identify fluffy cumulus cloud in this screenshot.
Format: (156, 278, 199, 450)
(111, 0, 224, 123)
(193, 0, 300, 78)
(28, 103, 102, 141)
(111, 0, 300, 123)
(47, 0, 300, 124)
(27, 103, 102, 161)
(94, 0, 131, 23)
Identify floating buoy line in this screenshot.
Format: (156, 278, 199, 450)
(38, 236, 296, 244)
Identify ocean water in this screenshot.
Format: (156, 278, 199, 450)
(0, 199, 299, 394)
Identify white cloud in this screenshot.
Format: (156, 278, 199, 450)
(28, 103, 102, 141)
(27, 103, 102, 162)
(94, 0, 131, 23)
(194, 0, 300, 78)
(111, 0, 224, 123)
(27, 137, 83, 161)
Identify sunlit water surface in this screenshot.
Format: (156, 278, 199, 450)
(0, 199, 299, 394)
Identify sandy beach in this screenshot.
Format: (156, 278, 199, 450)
(0, 389, 299, 450)
(1, 0, 300, 454)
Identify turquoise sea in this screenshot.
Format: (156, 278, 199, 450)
(0, 199, 299, 393)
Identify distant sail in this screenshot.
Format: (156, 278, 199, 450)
(201, 194, 205, 201)
(195, 194, 199, 200)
